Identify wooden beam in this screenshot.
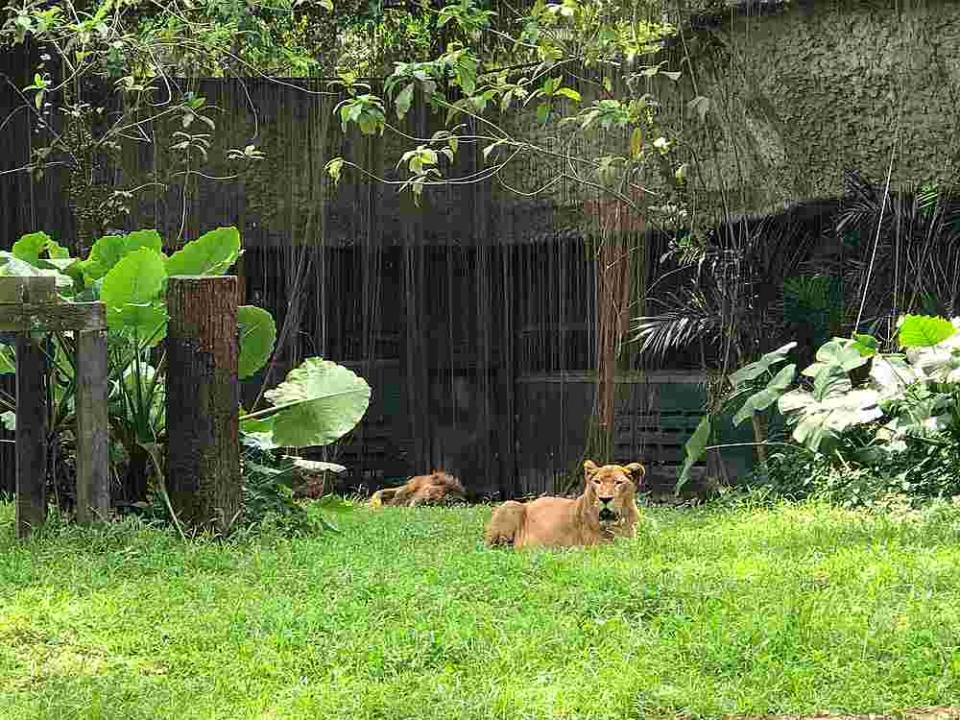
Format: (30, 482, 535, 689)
(75, 329, 110, 523)
(0, 302, 105, 332)
(15, 334, 47, 537)
(0, 276, 56, 305)
(165, 276, 241, 534)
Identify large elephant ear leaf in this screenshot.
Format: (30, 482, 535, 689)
(77, 230, 163, 285)
(237, 305, 276, 379)
(11, 231, 53, 265)
(264, 358, 371, 448)
(898, 314, 956, 348)
(100, 247, 168, 342)
(165, 227, 241, 277)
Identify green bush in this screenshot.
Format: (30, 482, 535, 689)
(685, 314, 960, 506)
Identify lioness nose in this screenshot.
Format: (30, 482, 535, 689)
(599, 496, 614, 505)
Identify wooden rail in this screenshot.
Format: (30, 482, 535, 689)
(0, 276, 109, 537)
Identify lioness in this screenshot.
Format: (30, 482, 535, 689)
(484, 460, 644, 548)
(370, 470, 466, 507)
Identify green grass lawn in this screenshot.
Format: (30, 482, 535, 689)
(1, 500, 959, 719)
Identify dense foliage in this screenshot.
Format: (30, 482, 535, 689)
(684, 314, 960, 506)
(0, 227, 370, 532)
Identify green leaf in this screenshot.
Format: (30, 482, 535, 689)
(12, 231, 53, 265)
(100, 247, 168, 339)
(898, 314, 956, 348)
(394, 82, 415, 120)
(732, 363, 795, 426)
(78, 234, 127, 282)
(326, 157, 344, 185)
(851, 333, 878, 357)
(555, 87, 581, 103)
(0, 343, 14, 375)
(166, 227, 240, 277)
(238, 306, 277, 379)
(803, 338, 869, 376)
(241, 416, 278, 450)
(677, 414, 710, 493)
(0, 251, 71, 288)
(123, 229, 163, 255)
(1, 411, 14, 431)
(264, 358, 371, 448)
(78, 230, 162, 284)
(811, 363, 852, 401)
(728, 342, 796, 386)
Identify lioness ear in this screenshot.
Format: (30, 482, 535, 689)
(625, 462, 646, 483)
(583, 460, 599, 481)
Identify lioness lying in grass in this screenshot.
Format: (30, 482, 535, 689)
(370, 470, 466, 507)
(485, 460, 644, 548)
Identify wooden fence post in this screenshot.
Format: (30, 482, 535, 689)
(165, 276, 241, 533)
(75, 324, 110, 523)
(12, 277, 55, 538)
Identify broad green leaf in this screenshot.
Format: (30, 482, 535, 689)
(12, 231, 53, 265)
(817, 337, 869, 371)
(238, 305, 276, 379)
(732, 363, 795, 426)
(123, 229, 163, 255)
(851, 333, 878, 357)
(264, 358, 371, 448)
(677, 414, 710, 492)
(77, 230, 161, 283)
(728, 342, 796, 386)
(100, 247, 168, 339)
(812, 363, 852, 401)
(395, 82, 415, 119)
(1, 411, 14, 431)
(555, 87, 581, 102)
(166, 227, 240, 277)
(0, 251, 71, 288)
(241, 416, 278, 450)
(898, 314, 956, 348)
(869, 355, 915, 399)
(0, 343, 14, 374)
(803, 338, 869, 377)
(78, 234, 127, 282)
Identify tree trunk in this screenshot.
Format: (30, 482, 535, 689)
(165, 276, 241, 534)
(594, 235, 633, 462)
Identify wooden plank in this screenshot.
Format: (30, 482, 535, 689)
(75, 329, 110, 523)
(0, 302, 106, 332)
(15, 334, 47, 537)
(165, 276, 241, 534)
(0, 276, 56, 305)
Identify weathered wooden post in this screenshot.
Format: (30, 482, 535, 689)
(165, 276, 241, 533)
(75, 327, 110, 522)
(0, 275, 109, 536)
(12, 278, 52, 537)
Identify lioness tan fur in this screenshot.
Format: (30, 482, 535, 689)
(484, 460, 644, 548)
(370, 470, 465, 508)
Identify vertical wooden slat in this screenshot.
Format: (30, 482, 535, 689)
(75, 327, 109, 523)
(15, 334, 47, 537)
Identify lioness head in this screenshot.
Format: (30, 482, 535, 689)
(582, 460, 644, 524)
